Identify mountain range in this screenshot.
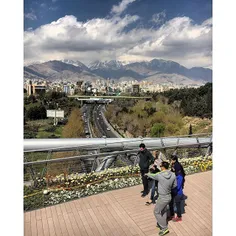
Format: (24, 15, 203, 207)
(24, 59, 212, 85)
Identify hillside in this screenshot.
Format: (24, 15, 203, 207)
(24, 58, 212, 85)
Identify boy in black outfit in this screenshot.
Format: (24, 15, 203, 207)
(138, 143, 154, 197)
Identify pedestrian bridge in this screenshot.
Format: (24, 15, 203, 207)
(24, 170, 212, 236)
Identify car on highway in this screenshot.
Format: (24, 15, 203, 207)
(106, 127, 111, 131)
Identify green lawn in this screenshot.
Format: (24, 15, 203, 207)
(25, 119, 64, 139)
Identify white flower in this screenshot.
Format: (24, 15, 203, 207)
(43, 190, 49, 195)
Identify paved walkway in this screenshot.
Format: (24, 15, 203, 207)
(24, 171, 212, 236)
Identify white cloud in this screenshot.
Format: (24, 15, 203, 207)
(151, 11, 166, 25)
(24, 4, 212, 68)
(202, 18, 212, 26)
(111, 0, 136, 15)
(122, 17, 212, 68)
(24, 12, 37, 20)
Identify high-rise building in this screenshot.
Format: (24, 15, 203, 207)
(27, 80, 46, 95)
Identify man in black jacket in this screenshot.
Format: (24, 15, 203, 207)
(138, 143, 154, 197)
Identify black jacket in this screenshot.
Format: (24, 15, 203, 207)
(138, 149, 154, 170)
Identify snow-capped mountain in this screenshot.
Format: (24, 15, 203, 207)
(89, 60, 124, 70)
(61, 59, 89, 71)
(24, 58, 212, 83)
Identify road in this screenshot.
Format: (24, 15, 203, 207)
(81, 105, 93, 138)
(93, 105, 118, 138)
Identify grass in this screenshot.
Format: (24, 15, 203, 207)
(25, 119, 64, 139)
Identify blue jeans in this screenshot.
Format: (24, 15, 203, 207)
(150, 180, 157, 201)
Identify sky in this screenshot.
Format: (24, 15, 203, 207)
(24, 0, 212, 68)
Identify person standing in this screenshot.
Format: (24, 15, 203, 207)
(138, 143, 154, 197)
(146, 161, 177, 236)
(170, 154, 185, 188)
(171, 167, 184, 222)
(145, 156, 161, 205)
(168, 154, 186, 220)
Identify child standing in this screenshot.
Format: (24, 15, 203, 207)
(172, 169, 184, 222)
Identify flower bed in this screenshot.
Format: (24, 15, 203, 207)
(24, 155, 212, 211)
(180, 155, 212, 175)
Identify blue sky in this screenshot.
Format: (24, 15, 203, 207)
(24, 0, 212, 68)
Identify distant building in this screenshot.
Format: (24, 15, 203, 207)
(69, 88, 75, 95)
(63, 85, 70, 94)
(132, 84, 140, 94)
(76, 80, 84, 91)
(27, 80, 46, 95)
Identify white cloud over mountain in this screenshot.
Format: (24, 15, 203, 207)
(24, 0, 212, 68)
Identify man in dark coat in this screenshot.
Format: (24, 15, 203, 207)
(138, 143, 154, 197)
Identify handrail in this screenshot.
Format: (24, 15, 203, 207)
(24, 140, 212, 166)
(24, 133, 212, 153)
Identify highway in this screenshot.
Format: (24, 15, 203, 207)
(92, 105, 118, 138)
(81, 105, 93, 138)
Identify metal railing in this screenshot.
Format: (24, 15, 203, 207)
(24, 133, 212, 153)
(24, 133, 212, 183)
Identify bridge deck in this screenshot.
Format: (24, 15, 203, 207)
(24, 171, 212, 236)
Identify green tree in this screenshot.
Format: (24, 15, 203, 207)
(150, 123, 165, 137)
(28, 95, 37, 103)
(144, 102, 156, 116)
(26, 104, 46, 120)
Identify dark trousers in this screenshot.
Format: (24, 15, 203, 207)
(169, 193, 175, 217)
(175, 196, 182, 218)
(140, 169, 149, 194)
(169, 194, 183, 218)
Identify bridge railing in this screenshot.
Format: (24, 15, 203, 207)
(24, 133, 212, 153)
(24, 133, 212, 182)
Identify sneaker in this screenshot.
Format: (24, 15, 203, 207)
(159, 228, 169, 236)
(145, 200, 152, 205)
(140, 190, 144, 193)
(172, 216, 182, 222)
(156, 222, 161, 230)
(141, 193, 148, 197)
